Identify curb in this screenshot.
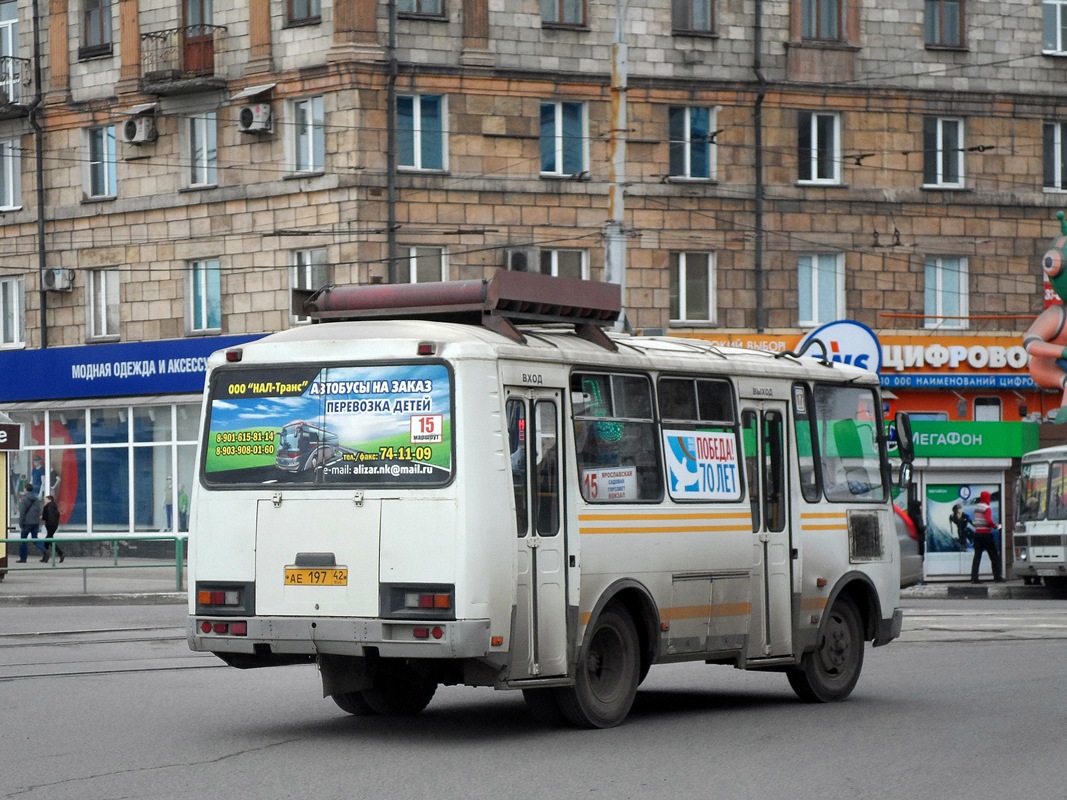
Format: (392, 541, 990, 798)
(901, 583, 1052, 600)
(0, 592, 187, 607)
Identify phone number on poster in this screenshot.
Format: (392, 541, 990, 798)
(215, 444, 277, 457)
(215, 430, 275, 443)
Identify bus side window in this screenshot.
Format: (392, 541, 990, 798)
(506, 399, 528, 536)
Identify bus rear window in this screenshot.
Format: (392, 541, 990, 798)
(203, 362, 453, 487)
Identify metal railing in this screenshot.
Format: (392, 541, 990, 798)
(140, 25, 227, 81)
(0, 55, 31, 106)
(1, 534, 187, 593)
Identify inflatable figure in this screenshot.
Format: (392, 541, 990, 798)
(1025, 210, 1067, 422)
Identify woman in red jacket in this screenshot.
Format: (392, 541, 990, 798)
(971, 490, 1003, 584)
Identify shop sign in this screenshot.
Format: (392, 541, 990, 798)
(911, 421, 1039, 458)
(796, 320, 881, 373)
(0, 335, 262, 402)
(0, 422, 20, 450)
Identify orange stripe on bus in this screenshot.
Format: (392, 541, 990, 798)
(799, 597, 828, 611)
(579, 525, 746, 535)
(579, 512, 747, 522)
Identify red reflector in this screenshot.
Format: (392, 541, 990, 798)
(417, 342, 436, 356)
(213, 622, 229, 634)
(226, 349, 243, 362)
(412, 627, 430, 639)
(432, 627, 444, 640)
(200, 620, 211, 634)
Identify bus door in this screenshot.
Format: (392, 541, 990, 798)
(505, 388, 568, 680)
(741, 404, 793, 658)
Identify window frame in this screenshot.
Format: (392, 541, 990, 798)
(80, 0, 113, 57)
(539, 249, 589, 280)
(0, 275, 24, 347)
(397, 94, 447, 172)
(286, 0, 322, 26)
(186, 111, 218, 189)
(0, 136, 20, 210)
(540, 101, 588, 177)
(923, 255, 969, 330)
(1044, 121, 1067, 191)
(672, 0, 714, 34)
(669, 251, 716, 324)
(87, 267, 120, 341)
(0, 0, 20, 104)
(541, 0, 586, 28)
(292, 96, 325, 174)
(800, 0, 842, 41)
(924, 0, 964, 48)
(922, 116, 965, 188)
(187, 259, 222, 334)
(290, 247, 329, 324)
(798, 253, 845, 327)
(797, 111, 841, 185)
(405, 246, 447, 283)
(1045, 0, 1067, 54)
(397, 0, 445, 16)
(86, 125, 117, 199)
(668, 106, 717, 180)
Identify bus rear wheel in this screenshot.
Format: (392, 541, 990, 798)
(787, 595, 864, 703)
(557, 604, 640, 728)
(362, 664, 437, 716)
(331, 691, 378, 716)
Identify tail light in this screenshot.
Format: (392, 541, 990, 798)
(381, 584, 455, 620)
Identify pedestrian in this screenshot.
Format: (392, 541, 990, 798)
(17, 482, 45, 563)
(949, 503, 975, 551)
(178, 484, 189, 532)
(971, 490, 1005, 583)
(41, 494, 65, 563)
(907, 498, 927, 560)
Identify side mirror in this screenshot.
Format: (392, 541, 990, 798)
(894, 412, 914, 464)
(898, 462, 913, 493)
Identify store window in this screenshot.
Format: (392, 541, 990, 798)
(974, 397, 1001, 421)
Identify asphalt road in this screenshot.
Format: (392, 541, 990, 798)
(1, 600, 1065, 800)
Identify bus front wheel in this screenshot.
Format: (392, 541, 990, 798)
(557, 603, 640, 728)
(787, 595, 864, 703)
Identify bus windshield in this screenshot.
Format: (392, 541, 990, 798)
(812, 384, 887, 503)
(202, 362, 453, 487)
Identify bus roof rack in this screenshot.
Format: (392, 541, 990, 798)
(294, 270, 622, 350)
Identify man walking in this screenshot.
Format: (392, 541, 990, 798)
(17, 482, 45, 563)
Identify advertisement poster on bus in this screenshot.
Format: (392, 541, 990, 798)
(204, 363, 452, 486)
(662, 429, 742, 501)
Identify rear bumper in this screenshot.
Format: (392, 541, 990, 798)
(187, 615, 492, 660)
(873, 607, 903, 647)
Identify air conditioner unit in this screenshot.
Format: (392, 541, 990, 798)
(504, 247, 537, 273)
(122, 116, 157, 145)
(238, 103, 273, 133)
(43, 268, 75, 292)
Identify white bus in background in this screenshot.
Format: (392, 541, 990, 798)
(1013, 443, 1067, 596)
(187, 271, 912, 728)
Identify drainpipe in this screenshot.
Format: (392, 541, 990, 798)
(386, 0, 398, 283)
(29, 0, 47, 348)
(753, 0, 766, 333)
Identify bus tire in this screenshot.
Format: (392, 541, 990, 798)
(362, 665, 437, 716)
(331, 691, 378, 716)
(787, 595, 864, 703)
(557, 604, 640, 728)
(522, 688, 567, 726)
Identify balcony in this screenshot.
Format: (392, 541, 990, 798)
(0, 56, 32, 119)
(140, 25, 227, 95)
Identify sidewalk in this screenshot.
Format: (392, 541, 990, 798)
(901, 578, 1052, 601)
(0, 556, 187, 606)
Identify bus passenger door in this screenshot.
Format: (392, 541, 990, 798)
(741, 405, 793, 658)
(506, 388, 568, 680)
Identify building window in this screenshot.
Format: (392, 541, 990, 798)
(924, 256, 968, 330)
(924, 0, 962, 47)
(291, 248, 329, 324)
(974, 397, 1001, 422)
(540, 101, 587, 177)
(673, 0, 714, 33)
(0, 276, 23, 346)
(88, 268, 120, 340)
(186, 112, 217, 188)
(287, 0, 321, 24)
(669, 252, 715, 323)
(669, 106, 716, 180)
(1044, 122, 1067, 191)
(798, 254, 844, 326)
(540, 249, 588, 280)
(1045, 0, 1067, 53)
(86, 126, 117, 199)
(398, 95, 446, 171)
(0, 0, 20, 104)
(82, 0, 113, 55)
(923, 117, 964, 188)
(542, 0, 585, 26)
(405, 247, 446, 283)
(801, 0, 842, 41)
(0, 137, 20, 209)
(398, 0, 444, 15)
(187, 259, 222, 333)
(293, 96, 325, 173)
(798, 111, 841, 184)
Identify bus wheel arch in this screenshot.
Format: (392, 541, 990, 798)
(583, 580, 659, 685)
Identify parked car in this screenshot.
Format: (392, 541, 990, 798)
(894, 504, 924, 588)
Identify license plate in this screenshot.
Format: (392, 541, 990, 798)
(284, 568, 348, 586)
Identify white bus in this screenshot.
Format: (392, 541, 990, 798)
(187, 271, 911, 728)
(1013, 443, 1067, 596)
